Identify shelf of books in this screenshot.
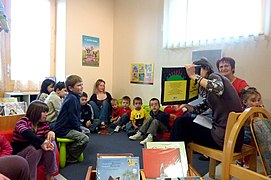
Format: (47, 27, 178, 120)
(0, 97, 27, 116)
(4, 91, 38, 105)
(86, 142, 202, 180)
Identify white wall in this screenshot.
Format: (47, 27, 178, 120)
(113, 0, 271, 111)
(65, 0, 114, 96)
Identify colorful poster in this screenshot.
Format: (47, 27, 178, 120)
(161, 67, 200, 105)
(130, 63, 154, 85)
(82, 35, 100, 67)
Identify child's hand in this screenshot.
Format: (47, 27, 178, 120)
(41, 140, 54, 151)
(47, 131, 55, 142)
(86, 120, 92, 127)
(134, 125, 138, 129)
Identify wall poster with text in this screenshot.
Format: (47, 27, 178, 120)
(130, 63, 154, 85)
(82, 35, 100, 67)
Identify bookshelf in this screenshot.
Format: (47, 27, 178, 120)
(4, 91, 38, 105)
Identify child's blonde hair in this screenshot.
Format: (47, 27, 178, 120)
(111, 98, 118, 106)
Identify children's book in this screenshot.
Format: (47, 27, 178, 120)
(3, 102, 27, 115)
(142, 148, 183, 179)
(96, 156, 140, 180)
(0, 97, 18, 103)
(0, 103, 4, 116)
(161, 66, 201, 105)
(145, 141, 188, 178)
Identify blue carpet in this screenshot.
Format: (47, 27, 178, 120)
(60, 131, 209, 179)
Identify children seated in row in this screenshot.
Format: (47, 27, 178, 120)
(126, 97, 147, 136)
(45, 81, 67, 129)
(54, 75, 89, 164)
(80, 92, 101, 133)
(110, 96, 132, 132)
(129, 98, 170, 145)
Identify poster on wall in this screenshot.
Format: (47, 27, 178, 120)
(161, 67, 200, 105)
(82, 35, 100, 67)
(130, 63, 154, 85)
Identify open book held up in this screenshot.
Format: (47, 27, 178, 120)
(161, 66, 201, 105)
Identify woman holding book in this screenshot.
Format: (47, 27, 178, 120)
(170, 58, 244, 152)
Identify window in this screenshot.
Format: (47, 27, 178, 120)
(163, 0, 271, 48)
(10, 0, 51, 81)
(0, 0, 56, 92)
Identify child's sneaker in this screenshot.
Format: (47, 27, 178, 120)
(114, 126, 121, 132)
(129, 131, 142, 140)
(140, 134, 153, 145)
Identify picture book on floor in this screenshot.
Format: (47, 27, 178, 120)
(96, 156, 140, 180)
(142, 148, 184, 179)
(145, 141, 188, 177)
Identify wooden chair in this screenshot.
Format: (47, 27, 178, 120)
(222, 107, 271, 180)
(187, 111, 257, 179)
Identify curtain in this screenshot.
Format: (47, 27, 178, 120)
(163, 0, 271, 48)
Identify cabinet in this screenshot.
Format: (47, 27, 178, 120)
(4, 91, 39, 105)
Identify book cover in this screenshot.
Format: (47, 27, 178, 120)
(145, 141, 188, 177)
(161, 66, 200, 105)
(3, 102, 27, 115)
(0, 97, 18, 103)
(96, 156, 140, 180)
(142, 148, 183, 179)
(0, 103, 4, 116)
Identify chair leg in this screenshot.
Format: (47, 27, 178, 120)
(248, 153, 257, 171)
(209, 158, 216, 179)
(59, 142, 67, 168)
(187, 145, 194, 165)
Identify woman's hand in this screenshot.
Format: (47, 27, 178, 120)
(41, 140, 54, 151)
(47, 131, 55, 142)
(180, 104, 194, 112)
(185, 64, 196, 80)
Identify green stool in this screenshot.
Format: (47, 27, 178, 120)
(57, 137, 84, 168)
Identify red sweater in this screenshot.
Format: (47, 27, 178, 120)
(0, 135, 12, 157)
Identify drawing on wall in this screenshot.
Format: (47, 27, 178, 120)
(130, 63, 154, 85)
(82, 35, 100, 67)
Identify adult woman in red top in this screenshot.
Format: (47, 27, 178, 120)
(216, 57, 249, 95)
(88, 79, 112, 127)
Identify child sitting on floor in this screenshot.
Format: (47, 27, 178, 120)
(111, 96, 132, 132)
(129, 98, 170, 145)
(126, 97, 147, 136)
(80, 92, 101, 133)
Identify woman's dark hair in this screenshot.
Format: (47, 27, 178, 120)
(26, 100, 49, 124)
(216, 57, 236, 74)
(54, 81, 65, 91)
(39, 79, 55, 94)
(193, 57, 214, 76)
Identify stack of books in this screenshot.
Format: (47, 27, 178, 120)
(0, 98, 27, 116)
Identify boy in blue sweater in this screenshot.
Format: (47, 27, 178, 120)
(54, 75, 89, 163)
(129, 98, 170, 145)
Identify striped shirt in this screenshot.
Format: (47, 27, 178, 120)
(11, 117, 50, 154)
